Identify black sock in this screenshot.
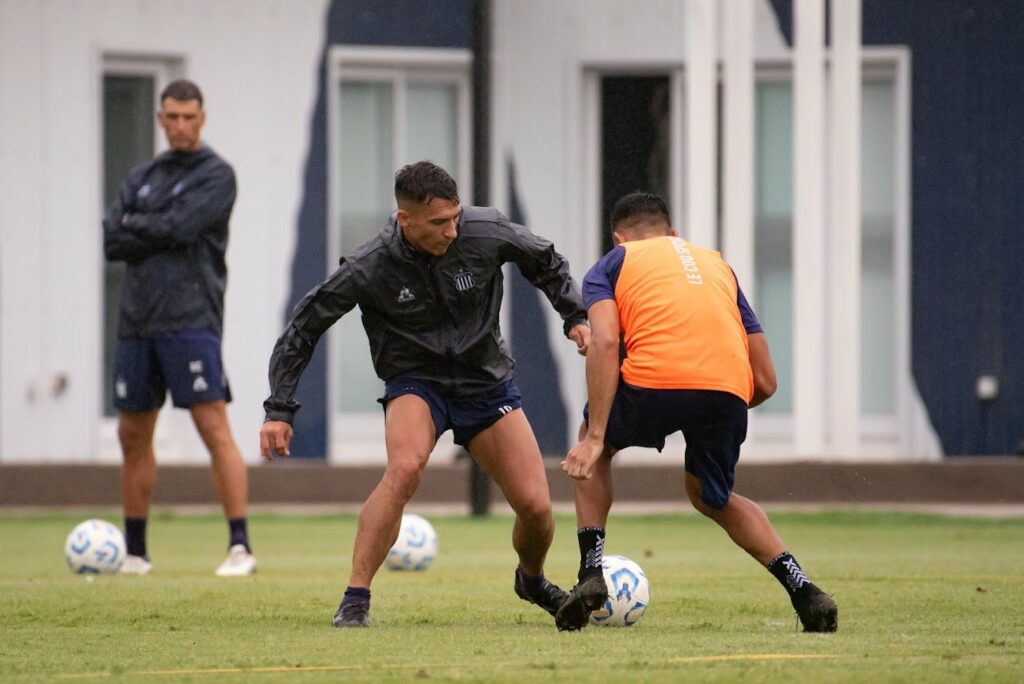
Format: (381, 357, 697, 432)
(125, 518, 147, 558)
(577, 526, 606, 580)
(342, 586, 371, 607)
(516, 566, 546, 595)
(228, 518, 250, 552)
(767, 552, 815, 602)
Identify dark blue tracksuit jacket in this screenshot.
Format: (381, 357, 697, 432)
(103, 145, 236, 338)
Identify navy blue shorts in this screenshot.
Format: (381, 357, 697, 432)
(113, 330, 232, 412)
(378, 378, 523, 447)
(584, 385, 748, 510)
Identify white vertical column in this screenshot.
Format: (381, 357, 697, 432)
(721, 0, 755, 291)
(829, 0, 862, 456)
(0, 0, 46, 461)
(684, 0, 717, 248)
(792, 0, 827, 457)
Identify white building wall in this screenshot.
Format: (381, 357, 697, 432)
(0, 0, 328, 462)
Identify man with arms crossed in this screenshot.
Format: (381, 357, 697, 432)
(557, 192, 837, 633)
(103, 79, 255, 576)
(260, 161, 590, 627)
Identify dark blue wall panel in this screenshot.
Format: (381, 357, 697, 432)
(335, 0, 471, 48)
(768, 0, 1024, 454)
(506, 159, 569, 456)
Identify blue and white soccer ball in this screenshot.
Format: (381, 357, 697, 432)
(64, 519, 126, 574)
(385, 514, 437, 571)
(589, 554, 650, 626)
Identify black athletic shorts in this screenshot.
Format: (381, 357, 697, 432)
(113, 330, 232, 412)
(379, 378, 523, 447)
(584, 384, 748, 510)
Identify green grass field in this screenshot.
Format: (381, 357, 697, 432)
(1, 510, 1022, 682)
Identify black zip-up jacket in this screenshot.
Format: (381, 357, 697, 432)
(103, 145, 236, 338)
(264, 206, 587, 423)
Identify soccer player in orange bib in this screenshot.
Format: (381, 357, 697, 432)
(557, 192, 837, 633)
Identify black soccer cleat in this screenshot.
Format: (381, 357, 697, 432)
(792, 585, 838, 633)
(514, 569, 570, 617)
(554, 574, 608, 632)
(332, 599, 371, 628)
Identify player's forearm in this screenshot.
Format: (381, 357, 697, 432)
(103, 218, 161, 261)
(123, 174, 235, 247)
(584, 336, 619, 440)
(264, 265, 360, 421)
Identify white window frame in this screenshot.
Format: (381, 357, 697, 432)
(326, 46, 472, 464)
(96, 54, 184, 463)
(580, 48, 911, 462)
(750, 48, 911, 461)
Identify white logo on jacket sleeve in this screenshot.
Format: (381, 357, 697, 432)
(453, 270, 475, 292)
(397, 287, 416, 303)
(137, 184, 151, 199)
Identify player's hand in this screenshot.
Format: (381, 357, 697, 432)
(568, 323, 591, 356)
(260, 420, 293, 461)
(562, 436, 604, 480)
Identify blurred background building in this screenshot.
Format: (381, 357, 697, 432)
(1, 0, 1021, 468)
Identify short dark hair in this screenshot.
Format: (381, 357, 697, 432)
(394, 161, 460, 207)
(160, 79, 203, 107)
(609, 192, 671, 233)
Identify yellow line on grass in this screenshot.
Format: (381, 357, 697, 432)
(58, 663, 422, 679)
(58, 654, 838, 679)
(667, 653, 837, 664)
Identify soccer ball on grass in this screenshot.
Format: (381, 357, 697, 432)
(64, 519, 126, 574)
(589, 554, 650, 626)
(385, 513, 437, 571)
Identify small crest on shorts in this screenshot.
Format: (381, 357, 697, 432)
(115, 377, 127, 399)
(397, 287, 416, 303)
(453, 270, 475, 292)
(189, 360, 204, 374)
(192, 376, 208, 392)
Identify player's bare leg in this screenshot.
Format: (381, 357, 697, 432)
(191, 400, 247, 519)
(192, 400, 255, 576)
(685, 473, 837, 632)
(334, 395, 434, 627)
(119, 409, 160, 518)
(469, 410, 553, 573)
(556, 422, 614, 631)
(684, 472, 784, 563)
(350, 395, 435, 586)
(571, 419, 615, 529)
(468, 409, 567, 617)
(118, 409, 159, 574)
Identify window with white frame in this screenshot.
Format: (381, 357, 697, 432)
(101, 57, 182, 419)
(754, 60, 904, 426)
(326, 47, 471, 460)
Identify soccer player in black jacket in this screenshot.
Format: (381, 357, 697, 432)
(261, 161, 590, 627)
(103, 79, 254, 577)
